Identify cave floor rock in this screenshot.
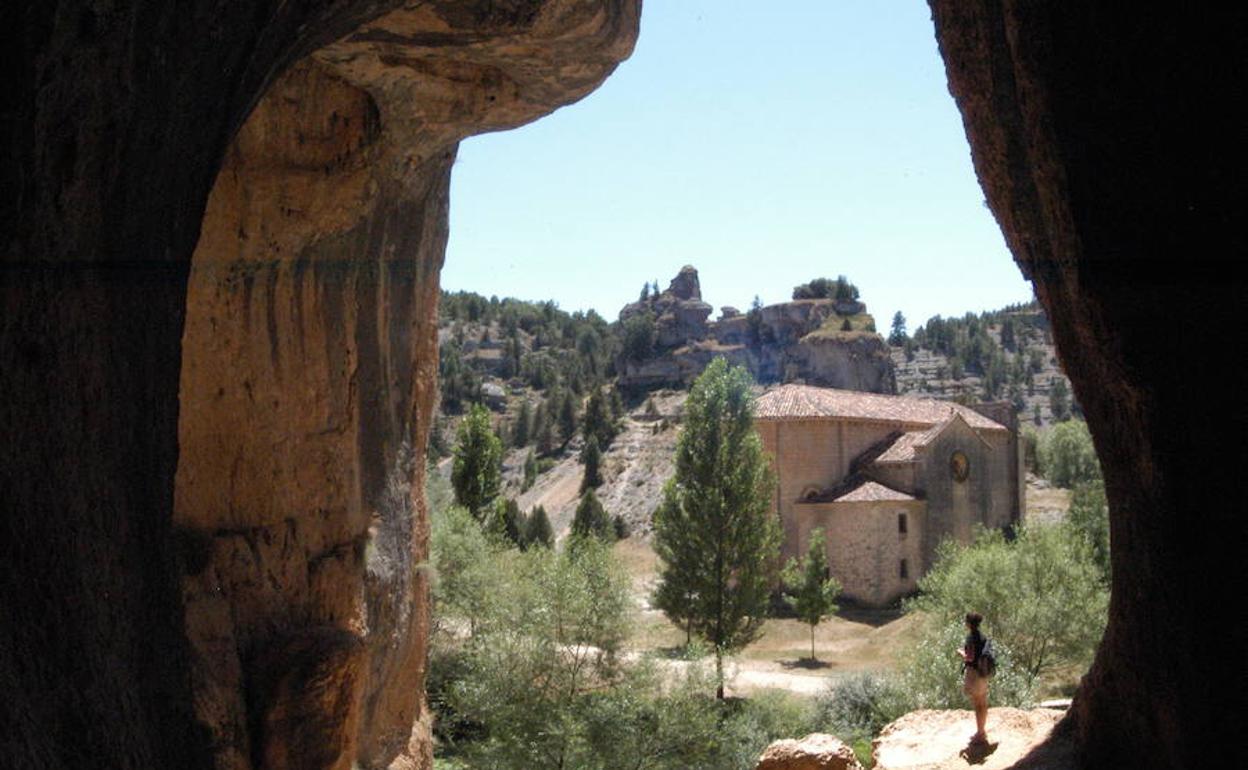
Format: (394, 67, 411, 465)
(873, 708, 1074, 770)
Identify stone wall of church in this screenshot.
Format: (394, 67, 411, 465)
(915, 420, 1012, 571)
(793, 500, 927, 606)
(758, 419, 901, 559)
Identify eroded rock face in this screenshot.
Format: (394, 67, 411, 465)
(2, 2, 638, 770)
(756, 733, 863, 770)
(176, 4, 639, 770)
(928, 2, 1247, 767)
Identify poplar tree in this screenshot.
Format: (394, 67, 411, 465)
(451, 403, 502, 521)
(782, 528, 841, 661)
(651, 358, 780, 698)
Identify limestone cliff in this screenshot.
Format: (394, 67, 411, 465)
(616, 267, 895, 392)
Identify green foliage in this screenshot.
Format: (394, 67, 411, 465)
(1037, 419, 1102, 487)
(493, 498, 524, 548)
(558, 389, 579, 444)
(1020, 425, 1040, 474)
(652, 359, 781, 696)
(440, 539, 631, 769)
(430, 502, 500, 637)
(525, 505, 554, 548)
(781, 529, 841, 660)
(621, 312, 658, 362)
(438, 342, 482, 413)
(580, 435, 604, 492)
(888, 311, 908, 345)
(791, 275, 859, 301)
(512, 400, 532, 448)
(533, 403, 555, 455)
(815, 672, 907, 747)
(572, 488, 613, 541)
(451, 404, 502, 520)
(895, 619, 1036, 710)
(1049, 377, 1072, 422)
(581, 386, 619, 448)
(746, 295, 766, 348)
(1068, 480, 1110, 583)
(431, 502, 821, 770)
(522, 449, 538, 492)
(906, 525, 1108, 688)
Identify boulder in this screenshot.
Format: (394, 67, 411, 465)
(755, 733, 863, 770)
(720, 305, 742, 320)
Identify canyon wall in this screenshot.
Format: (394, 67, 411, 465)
(928, 3, 1247, 768)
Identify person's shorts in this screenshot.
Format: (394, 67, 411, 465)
(963, 668, 989, 699)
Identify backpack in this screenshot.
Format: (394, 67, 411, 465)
(976, 638, 997, 677)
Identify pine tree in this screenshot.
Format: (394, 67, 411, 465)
(493, 497, 524, 548)
(522, 448, 538, 491)
(450, 403, 503, 521)
(888, 311, 908, 346)
(782, 528, 841, 661)
(651, 358, 781, 698)
(558, 389, 578, 445)
(581, 386, 617, 449)
(534, 403, 555, 456)
(608, 388, 626, 423)
(580, 435, 603, 492)
(513, 399, 532, 448)
(571, 489, 612, 541)
(525, 505, 554, 548)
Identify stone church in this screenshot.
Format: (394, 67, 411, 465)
(755, 384, 1023, 606)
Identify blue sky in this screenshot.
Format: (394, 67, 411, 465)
(442, 0, 1034, 330)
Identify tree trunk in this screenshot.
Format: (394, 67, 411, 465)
(715, 651, 724, 699)
(811, 624, 816, 662)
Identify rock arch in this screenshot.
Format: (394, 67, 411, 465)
(2, 2, 1243, 769)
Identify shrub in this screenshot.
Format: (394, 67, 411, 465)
(905, 525, 1108, 690)
(1037, 419, 1101, 487)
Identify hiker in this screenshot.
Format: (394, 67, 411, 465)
(957, 611, 990, 745)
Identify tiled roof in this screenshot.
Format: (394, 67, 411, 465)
(755, 384, 1006, 432)
(874, 429, 933, 463)
(831, 479, 917, 503)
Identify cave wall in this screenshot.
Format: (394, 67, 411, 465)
(1, 2, 638, 769)
(928, 3, 1247, 768)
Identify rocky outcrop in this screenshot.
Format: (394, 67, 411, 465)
(620, 264, 714, 348)
(871, 708, 1071, 770)
(756, 733, 863, 770)
(2, 2, 639, 770)
(791, 333, 895, 392)
(617, 268, 893, 392)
